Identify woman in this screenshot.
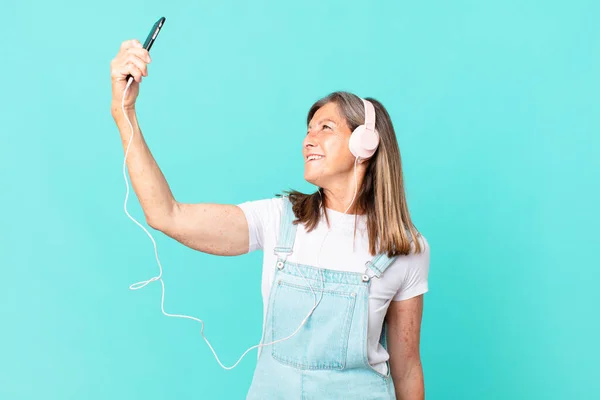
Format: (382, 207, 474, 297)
(111, 39, 430, 400)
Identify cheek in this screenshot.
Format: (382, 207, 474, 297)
(325, 138, 352, 164)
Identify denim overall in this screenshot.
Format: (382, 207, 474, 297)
(247, 197, 398, 399)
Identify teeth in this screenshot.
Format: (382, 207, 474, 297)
(308, 155, 324, 161)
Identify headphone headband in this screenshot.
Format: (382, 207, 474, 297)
(348, 96, 380, 159)
(362, 98, 376, 132)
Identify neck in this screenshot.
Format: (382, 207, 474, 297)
(321, 171, 365, 215)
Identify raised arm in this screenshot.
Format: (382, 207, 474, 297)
(110, 39, 249, 257)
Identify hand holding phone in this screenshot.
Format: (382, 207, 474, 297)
(110, 17, 166, 110)
(125, 17, 166, 82)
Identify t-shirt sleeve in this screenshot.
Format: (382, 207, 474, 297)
(236, 197, 282, 253)
(392, 235, 430, 301)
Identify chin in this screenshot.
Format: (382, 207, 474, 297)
(305, 177, 329, 191)
(303, 173, 320, 187)
(305, 164, 333, 187)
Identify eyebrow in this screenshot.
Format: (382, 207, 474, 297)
(308, 118, 338, 129)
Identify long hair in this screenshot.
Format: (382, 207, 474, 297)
(280, 91, 423, 257)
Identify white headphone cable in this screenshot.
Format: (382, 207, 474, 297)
(120, 78, 326, 369)
(316, 156, 359, 268)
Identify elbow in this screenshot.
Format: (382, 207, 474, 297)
(146, 202, 177, 231)
(146, 216, 163, 230)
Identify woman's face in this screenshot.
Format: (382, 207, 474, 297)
(303, 102, 356, 187)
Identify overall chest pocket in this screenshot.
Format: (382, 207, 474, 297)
(271, 280, 358, 370)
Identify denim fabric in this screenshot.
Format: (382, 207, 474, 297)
(247, 197, 397, 399)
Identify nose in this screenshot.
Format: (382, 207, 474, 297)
(304, 130, 318, 149)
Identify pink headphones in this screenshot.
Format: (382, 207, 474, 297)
(348, 98, 380, 160)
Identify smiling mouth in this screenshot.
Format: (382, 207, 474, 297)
(306, 155, 325, 163)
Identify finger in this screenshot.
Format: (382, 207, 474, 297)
(120, 39, 135, 51)
(120, 39, 142, 52)
(126, 47, 152, 64)
(124, 54, 148, 76)
(129, 63, 143, 82)
(122, 63, 143, 83)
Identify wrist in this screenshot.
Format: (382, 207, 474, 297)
(111, 101, 136, 118)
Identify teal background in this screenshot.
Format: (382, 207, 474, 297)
(1, 0, 598, 399)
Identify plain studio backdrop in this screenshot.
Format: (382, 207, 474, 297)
(1, 1, 598, 399)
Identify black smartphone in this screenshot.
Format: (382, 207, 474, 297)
(126, 17, 166, 82)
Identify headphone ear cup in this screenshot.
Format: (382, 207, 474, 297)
(349, 125, 380, 159)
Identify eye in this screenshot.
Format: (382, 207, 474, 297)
(323, 124, 332, 130)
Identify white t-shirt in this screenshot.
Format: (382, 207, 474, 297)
(237, 196, 430, 376)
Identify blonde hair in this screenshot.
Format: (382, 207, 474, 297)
(281, 91, 423, 257)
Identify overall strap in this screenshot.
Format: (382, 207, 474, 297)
(365, 252, 397, 278)
(273, 196, 297, 262)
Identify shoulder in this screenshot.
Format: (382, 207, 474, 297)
(413, 233, 430, 258)
(387, 233, 430, 301)
(392, 233, 430, 271)
(237, 196, 286, 224)
(237, 195, 284, 210)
